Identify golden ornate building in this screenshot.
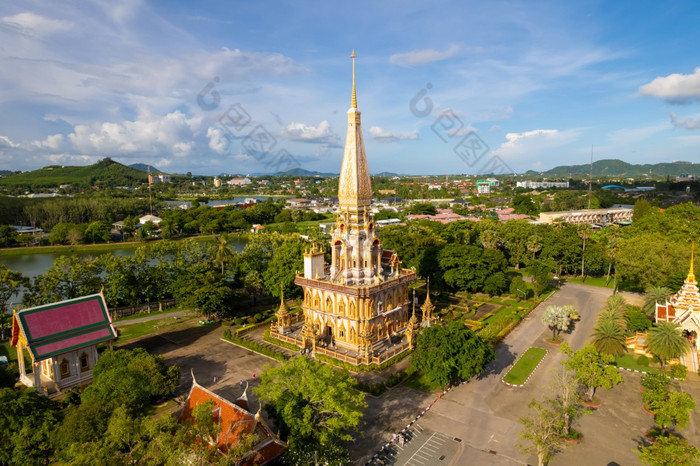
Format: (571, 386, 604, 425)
(278, 52, 416, 362)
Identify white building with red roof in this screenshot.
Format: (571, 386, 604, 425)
(10, 293, 117, 394)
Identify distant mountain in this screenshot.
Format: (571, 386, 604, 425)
(0, 158, 149, 187)
(271, 168, 337, 177)
(526, 159, 700, 177)
(129, 163, 163, 173)
(0, 170, 12, 176)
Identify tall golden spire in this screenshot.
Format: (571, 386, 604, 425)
(337, 50, 372, 209)
(351, 50, 357, 109)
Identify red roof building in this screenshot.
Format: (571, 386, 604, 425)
(10, 293, 117, 395)
(179, 374, 287, 465)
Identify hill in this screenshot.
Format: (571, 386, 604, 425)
(0, 158, 148, 187)
(129, 163, 163, 173)
(526, 159, 700, 177)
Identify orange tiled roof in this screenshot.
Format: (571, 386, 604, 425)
(179, 378, 286, 465)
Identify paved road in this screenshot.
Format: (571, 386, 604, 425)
(361, 283, 615, 466)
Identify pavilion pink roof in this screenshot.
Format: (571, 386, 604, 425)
(11, 293, 117, 360)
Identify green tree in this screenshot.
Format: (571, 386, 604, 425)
(0, 225, 18, 247)
(122, 216, 137, 239)
(591, 319, 626, 356)
(638, 435, 700, 466)
(214, 233, 236, 275)
(527, 235, 542, 261)
(262, 239, 305, 298)
(410, 321, 495, 389)
(243, 270, 265, 305)
(0, 387, 62, 465)
(647, 321, 690, 368)
(562, 343, 623, 402)
(24, 255, 103, 306)
(577, 223, 592, 279)
(254, 357, 366, 457)
(633, 198, 653, 221)
(541, 306, 571, 340)
(0, 265, 28, 316)
(137, 220, 159, 240)
(518, 398, 563, 466)
(509, 275, 531, 301)
(649, 391, 696, 436)
(84, 220, 112, 244)
(175, 263, 235, 319)
(624, 306, 652, 332)
(643, 286, 673, 317)
(529, 259, 552, 297)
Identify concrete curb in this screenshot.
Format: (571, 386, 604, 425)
(615, 366, 680, 381)
(501, 348, 548, 388)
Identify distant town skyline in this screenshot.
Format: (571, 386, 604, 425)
(1, 1, 699, 176)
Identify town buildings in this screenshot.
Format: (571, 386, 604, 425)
(538, 207, 632, 226)
(516, 180, 569, 189)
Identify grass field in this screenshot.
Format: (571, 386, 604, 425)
(115, 315, 196, 343)
(403, 371, 442, 392)
(503, 347, 547, 385)
(615, 353, 660, 374)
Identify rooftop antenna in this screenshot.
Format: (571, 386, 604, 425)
(588, 145, 593, 209)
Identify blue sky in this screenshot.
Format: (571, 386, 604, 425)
(1, 0, 699, 175)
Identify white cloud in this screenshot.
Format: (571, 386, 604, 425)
(206, 127, 229, 154)
(369, 126, 419, 143)
(0, 135, 18, 148)
(389, 44, 459, 67)
(280, 120, 339, 145)
(670, 112, 700, 130)
(32, 134, 64, 150)
(638, 68, 700, 102)
(67, 111, 201, 155)
(494, 129, 581, 159)
(0, 12, 73, 36)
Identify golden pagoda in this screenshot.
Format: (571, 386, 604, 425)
(288, 51, 416, 361)
(421, 278, 436, 325)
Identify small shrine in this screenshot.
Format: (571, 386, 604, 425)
(10, 293, 118, 394)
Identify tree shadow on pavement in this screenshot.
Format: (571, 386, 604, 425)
(478, 342, 517, 380)
(118, 322, 221, 353)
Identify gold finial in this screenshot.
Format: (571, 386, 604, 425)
(689, 242, 696, 282)
(280, 283, 284, 303)
(351, 50, 357, 109)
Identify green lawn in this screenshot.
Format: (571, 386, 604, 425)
(115, 316, 197, 343)
(403, 371, 442, 392)
(114, 306, 185, 323)
(503, 347, 547, 385)
(615, 353, 660, 374)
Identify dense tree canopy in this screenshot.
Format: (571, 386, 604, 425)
(410, 321, 495, 388)
(255, 357, 366, 462)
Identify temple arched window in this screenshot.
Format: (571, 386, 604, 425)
(80, 352, 90, 372)
(59, 358, 70, 379)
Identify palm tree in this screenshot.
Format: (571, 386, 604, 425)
(214, 233, 235, 275)
(527, 235, 542, 261)
(480, 229, 499, 249)
(591, 319, 627, 356)
(647, 321, 690, 368)
(643, 286, 673, 318)
(577, 223, 593, 279)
